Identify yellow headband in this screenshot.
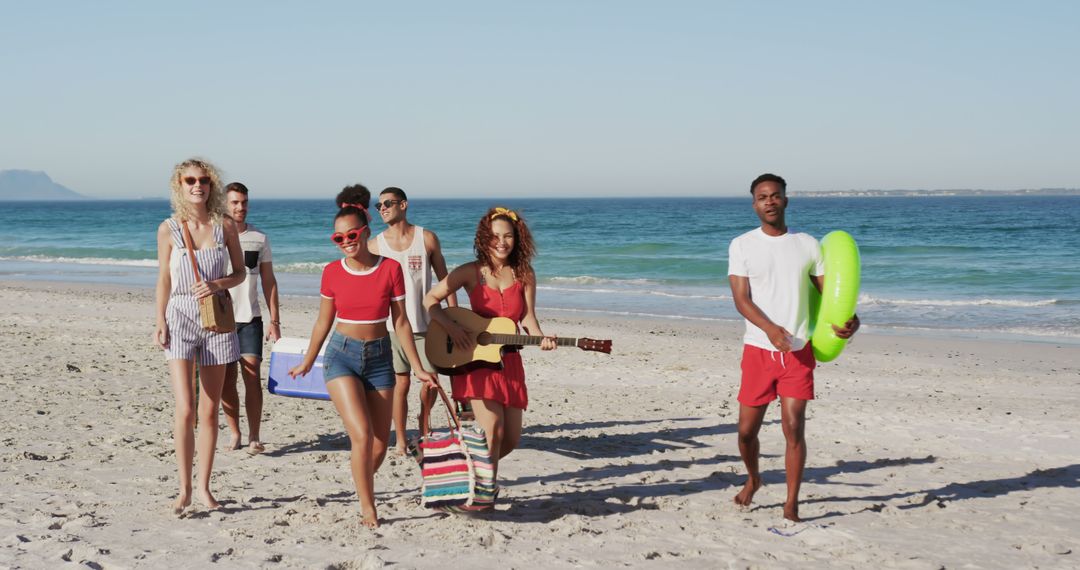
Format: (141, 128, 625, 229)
(491, 207, 518, 222)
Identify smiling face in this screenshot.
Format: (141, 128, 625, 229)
(226, 190, 249, 224)
(489, 218, 516, 263)
(179, 166, 212, 206)
(332, 214, 369, 259)
(752, 180, 787, 227)
(376, 192, 405, 224)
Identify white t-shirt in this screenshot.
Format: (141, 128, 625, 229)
(228, 225, 272, 323)
(727, 228, 823, 352)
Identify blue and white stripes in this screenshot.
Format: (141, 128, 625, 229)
(164, 218, 239, 365)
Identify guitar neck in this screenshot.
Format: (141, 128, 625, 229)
(487, 334, 578, 347)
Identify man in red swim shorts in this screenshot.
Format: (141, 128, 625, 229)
(727, 173, 860, 522)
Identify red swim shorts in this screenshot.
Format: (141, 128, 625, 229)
(738, 342, 816, 406)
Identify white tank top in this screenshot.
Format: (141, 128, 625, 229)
(376, 226, 431, 332)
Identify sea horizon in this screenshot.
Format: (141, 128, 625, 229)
(1, 196, 1077, 345)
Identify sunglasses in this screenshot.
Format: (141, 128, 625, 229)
(330, 225, 368, 245)
(374, 199, 402, 211)
(183, 176, 212, 186)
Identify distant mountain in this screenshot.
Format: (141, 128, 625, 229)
(0, 170, 89, 201)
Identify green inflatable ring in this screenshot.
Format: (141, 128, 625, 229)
(810, 231, 861, 362)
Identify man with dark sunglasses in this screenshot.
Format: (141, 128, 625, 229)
(369, 187, 460, 455)
(222, 181, 281, 456)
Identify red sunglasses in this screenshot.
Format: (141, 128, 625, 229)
(331, 225, 368, 245)
(183, 176, 212, 186)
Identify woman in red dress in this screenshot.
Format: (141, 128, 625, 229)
(423, 207, 556, 478)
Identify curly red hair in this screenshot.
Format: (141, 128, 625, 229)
(473, 207, 536, 285)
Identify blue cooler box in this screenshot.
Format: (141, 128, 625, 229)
(268, 337, 330, 400)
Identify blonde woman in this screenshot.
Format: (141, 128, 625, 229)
(153, 158, 245, 513)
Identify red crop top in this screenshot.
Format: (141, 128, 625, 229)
(320, 258, 406, 324)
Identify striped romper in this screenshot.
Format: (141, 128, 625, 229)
(163, 218, 240, 365)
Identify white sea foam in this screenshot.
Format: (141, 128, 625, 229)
(0, 255, 157, 268)
(866, 323, 1080, 341)
(277, 262, 328, 274)
(544, 306, 732, 322)
(546, 275, 659, 286)
(536, 284, 729, 302)
(858, 294, 1059, 308)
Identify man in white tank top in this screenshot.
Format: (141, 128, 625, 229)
(370, 187, 457, 455)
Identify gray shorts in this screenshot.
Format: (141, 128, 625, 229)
(236, 318, 264, 360)
(389, 331, 433, 375)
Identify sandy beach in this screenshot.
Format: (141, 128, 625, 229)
(1, 280, 1078, 569)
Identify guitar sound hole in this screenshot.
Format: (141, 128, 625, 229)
(476, 332, 492, 346)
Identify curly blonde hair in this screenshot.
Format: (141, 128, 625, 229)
(169, 158, 226, 223)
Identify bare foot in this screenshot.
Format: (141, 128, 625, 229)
(733, 476, 762, 507)
(226, 433, 241, 451)
(197, 489, 221, 510)
(361, 512, 379, 529)
(246, 441, 265, 456)
(172, 490, 192, 515)
(783, 501, 801, 522)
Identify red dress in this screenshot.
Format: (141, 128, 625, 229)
(451, 268, 529, 410)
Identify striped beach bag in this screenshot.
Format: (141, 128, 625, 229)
(410, 385, 496, 512)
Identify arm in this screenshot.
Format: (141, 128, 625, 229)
(521, 271, 556, 351)
(810, 275, 860, 339)
(729, 274, 793, 352)
(390, 299, 438, 386)
(425, 230, 458, 308)
(288, 297, 336, 377)
(153, 222, 173, 349)
(423, 262, 476, 350)
(260, 261, 281, 342)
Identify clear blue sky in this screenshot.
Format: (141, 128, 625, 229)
(2, 1, 1078, 199)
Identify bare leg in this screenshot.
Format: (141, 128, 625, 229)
(469, 399, 505, 478)
(238, 356, 264, 452)
(391, 373, 410, 455)
(325, 376, 379, 528)
(367, 388, 394, 473)
(220, 362, 242, 450)
(780, 397, 808, 522)
(500, 406, 523, 460)
(194, 363, 226, 509)
(734, 403, 768, 507)
(168, 359, 197, 513)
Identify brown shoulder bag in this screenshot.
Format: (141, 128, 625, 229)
(181, 221, 236, 333)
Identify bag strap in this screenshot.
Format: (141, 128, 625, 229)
(422, 383, 463, 434)
(180, 221, 204, 284)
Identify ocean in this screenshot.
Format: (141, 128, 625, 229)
(1, 196, 1077, 343)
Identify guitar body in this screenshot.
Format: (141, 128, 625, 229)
(426, 307, 519, 374)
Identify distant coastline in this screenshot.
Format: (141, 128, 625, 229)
(791, 188, 1080, 198)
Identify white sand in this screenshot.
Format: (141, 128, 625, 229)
(1, 281, 1078, 568)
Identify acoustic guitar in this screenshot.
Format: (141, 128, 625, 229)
(425, 307, 612, 374)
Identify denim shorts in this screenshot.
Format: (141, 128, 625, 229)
(236, 318, 264, 359)
(322, 332, 395, 391)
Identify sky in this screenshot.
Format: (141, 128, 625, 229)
(2, 1, 1078, 199)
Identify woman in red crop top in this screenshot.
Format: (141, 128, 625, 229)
(290, 201, 436, 529)
(424, 207, 557, 480)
